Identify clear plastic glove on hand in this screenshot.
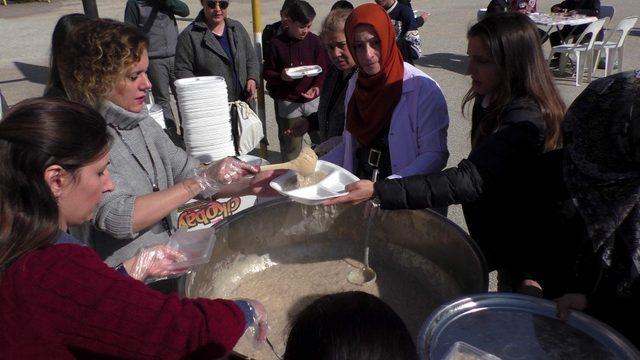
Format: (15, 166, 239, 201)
(235, 299, 269, 348)
(191, 157, 260, 197)
(125, 245, 188, 283)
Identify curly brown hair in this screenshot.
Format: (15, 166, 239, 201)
(59, 19, 148, 108)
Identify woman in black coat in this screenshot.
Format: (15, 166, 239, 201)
(527, 70, 640, 346)
(325, 13, 565, 282)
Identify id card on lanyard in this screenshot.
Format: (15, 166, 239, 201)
(109, 125, 173, 236)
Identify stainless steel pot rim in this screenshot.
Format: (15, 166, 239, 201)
(211, 197, 489, 290)
(418, 293, 640, 360)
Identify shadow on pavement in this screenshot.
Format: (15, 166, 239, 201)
(630, 28, 640, 37)
(415, 53, 468, 75)
(8, 62, 49, 86)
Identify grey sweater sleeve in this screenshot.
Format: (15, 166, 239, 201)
(92, 121, 198, 240)
(93, 144, 140, 240)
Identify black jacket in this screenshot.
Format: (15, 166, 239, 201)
(175, 12, 260, 101)
(551, 0, 600, 17)
(375, 96, 545, 269)
(124, 0, 189, 59)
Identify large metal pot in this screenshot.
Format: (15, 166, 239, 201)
(181, 199, 487, 359)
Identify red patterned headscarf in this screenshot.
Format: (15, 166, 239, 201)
(345, 3, 404, 145)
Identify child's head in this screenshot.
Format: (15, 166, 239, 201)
(280, 0, 299, 24)
(283, 291, 419, 360)
(285, 1, 316, 40)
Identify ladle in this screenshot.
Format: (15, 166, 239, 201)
(260, 147, 318, 177)
(347, 213, 377, 285)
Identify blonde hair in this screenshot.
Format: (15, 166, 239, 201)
(59, 19, 148, 108)
(320, 8, 352, 40)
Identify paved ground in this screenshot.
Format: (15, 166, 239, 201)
(1, 0, 639, 288)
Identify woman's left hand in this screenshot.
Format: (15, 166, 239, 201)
(123, 245, 188, 282)
(555, 293, 588, 321)
(301, 86, 320, 100)
(323, 180, 375, 206)
(245, 79, 257, 101)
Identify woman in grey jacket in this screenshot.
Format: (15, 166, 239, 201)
(59, 19, 276, 278)
(175, 0, 259, 103)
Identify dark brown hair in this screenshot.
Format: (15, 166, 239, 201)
(284, 291, 419, 360)
(58, 19, 148, 108)
(0, 98, 111, 271)
(462, 12, 566, 151)
(45, 13, 91, 97)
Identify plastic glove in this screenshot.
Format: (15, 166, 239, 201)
(191, 157, 259, 197)
(235, 299, 268, 347)
(124, 245, 188, 283)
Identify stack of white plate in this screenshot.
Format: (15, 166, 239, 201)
(175, 76, 235, 162)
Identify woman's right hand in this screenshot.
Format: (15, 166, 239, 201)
(192, 157, 260, 197)
(237, 299, 268, 346)
(323, 180, 375, 206)
(206, 157, 260, 184)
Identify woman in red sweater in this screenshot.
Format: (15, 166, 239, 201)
(0, 98, 267, 359)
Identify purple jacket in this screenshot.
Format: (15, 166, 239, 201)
(263, 32, 329, 103)
(323, 63, 449, 178)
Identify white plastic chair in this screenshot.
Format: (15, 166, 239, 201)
(549, 18, 605, 86)
(593, 16, 639, 76)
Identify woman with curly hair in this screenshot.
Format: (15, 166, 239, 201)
(58, 19, 277, 291)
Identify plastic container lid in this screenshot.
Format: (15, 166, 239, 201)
(419, 293, 640, 360)
(444, 341, 501, 360)
(165, 227, 217, 270)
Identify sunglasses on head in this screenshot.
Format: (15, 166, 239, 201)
(206, 0, 229, 9)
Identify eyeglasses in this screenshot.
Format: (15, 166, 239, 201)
(206, 0, 229, 10)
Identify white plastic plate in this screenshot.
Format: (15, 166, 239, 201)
(285, 65, 323, 79)
(269, 160, 359, 205)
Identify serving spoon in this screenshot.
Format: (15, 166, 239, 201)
(260, 147, 318, 177)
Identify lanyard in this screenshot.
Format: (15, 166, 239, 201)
(109, 125, 173, 236)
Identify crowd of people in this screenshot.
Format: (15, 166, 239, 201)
(0, 0, 638, 358)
